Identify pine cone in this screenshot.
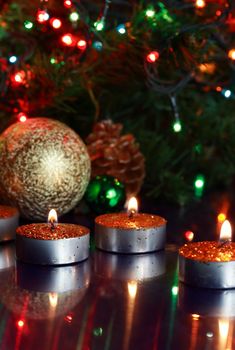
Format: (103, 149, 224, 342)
(86, 120, 145, 197)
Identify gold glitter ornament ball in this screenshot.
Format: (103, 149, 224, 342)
(0, 118, 90, 220)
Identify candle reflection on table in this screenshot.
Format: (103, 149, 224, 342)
(0, 260, 90, 320)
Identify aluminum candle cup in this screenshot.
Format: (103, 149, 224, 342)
(179, 241, 235, 289)
(178, 283, 235, 318)
(94, 251, 166, 281)
(16, 223, 90, 265)
(0, 205, 19, 242)
(95, 213, 166, 254)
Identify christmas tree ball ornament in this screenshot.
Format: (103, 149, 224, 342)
(0, 206, 19, 242)
(95, 197, 166, 254)
(0, 118, 90, 220)
(86, 120, 145, 198)
(85, 175, 126, 214)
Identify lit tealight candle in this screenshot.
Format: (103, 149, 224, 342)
(95, 197, 166, 253)
(16, 209, 90, 265)
(179, 220, 235, 289)
(0, 205, 19, 242)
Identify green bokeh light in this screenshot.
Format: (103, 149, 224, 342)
(24, 20, 34, 30)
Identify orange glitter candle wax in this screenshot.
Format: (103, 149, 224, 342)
(0, 205, 19, 242)
(95, 197, 166, 254)
(179, 221, 235, 289)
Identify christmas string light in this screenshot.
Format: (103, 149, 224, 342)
(24, 20, 34, 30)
(145, 7, 155, 18)
(77, 39, 87, 50)
(69, 12, 79, 22)
(94, 0, 111, 31)
(194, 174, 205, 197)
(36, 10, 49, 23)
(50, 18, 62, 29)
(64, 0, 72, 8)
(9, 56, 17, 63)
(146, 51, 159, 63)
(228, 49, 235, 60)
(170, 94, 182, 133)
(116, 24, 126, 34)
(195, 0, 206, 9)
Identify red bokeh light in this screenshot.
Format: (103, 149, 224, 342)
(17, 320, 24, 328)
(184, 230, 194, 242)
(17, 112, 27, 123)
(64, 0, 72, 8)
(61, 34, 74, 46)
(77, 39, 87, 50)
(146, 51, 159, 63)
(50, 18, 62, 29)
(36, 10, 49, 23)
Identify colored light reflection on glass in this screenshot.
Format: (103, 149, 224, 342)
(17, 320, 24, 328)
(93, 327, 103, 336)
(171, 286, 178, 296)
(65, 314, 73, 323)
(192, 314, 200, 321)
(128, 281, 137, 299)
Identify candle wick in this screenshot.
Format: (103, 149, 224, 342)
(218, 240, 231, 248)
(128, 210, 136, 218)
(50, 220, 56, 231)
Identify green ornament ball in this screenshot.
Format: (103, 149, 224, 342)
(85, 175, 126, 214)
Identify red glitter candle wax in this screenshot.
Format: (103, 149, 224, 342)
(95, 197, 166, 254)
(16, 209, 90, 265)
(0, 205, 19, 242)
(179, 220, 235, 289)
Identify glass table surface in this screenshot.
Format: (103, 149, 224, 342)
(0, 191, 234, 350)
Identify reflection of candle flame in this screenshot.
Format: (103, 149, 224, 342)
(123, 281, 138, 350)
(219, 319, 230, 349)
(49, 292, 58, 308)
(127, 197, 138, 217)
(127, 281, 137, 299)
(220, 220, 232, 242)
(48, 209, 58, 230)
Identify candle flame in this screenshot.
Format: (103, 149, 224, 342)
(48, 209, 58, 228)
(220, 220, 232, 242)
(127, 197, 138, 215)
